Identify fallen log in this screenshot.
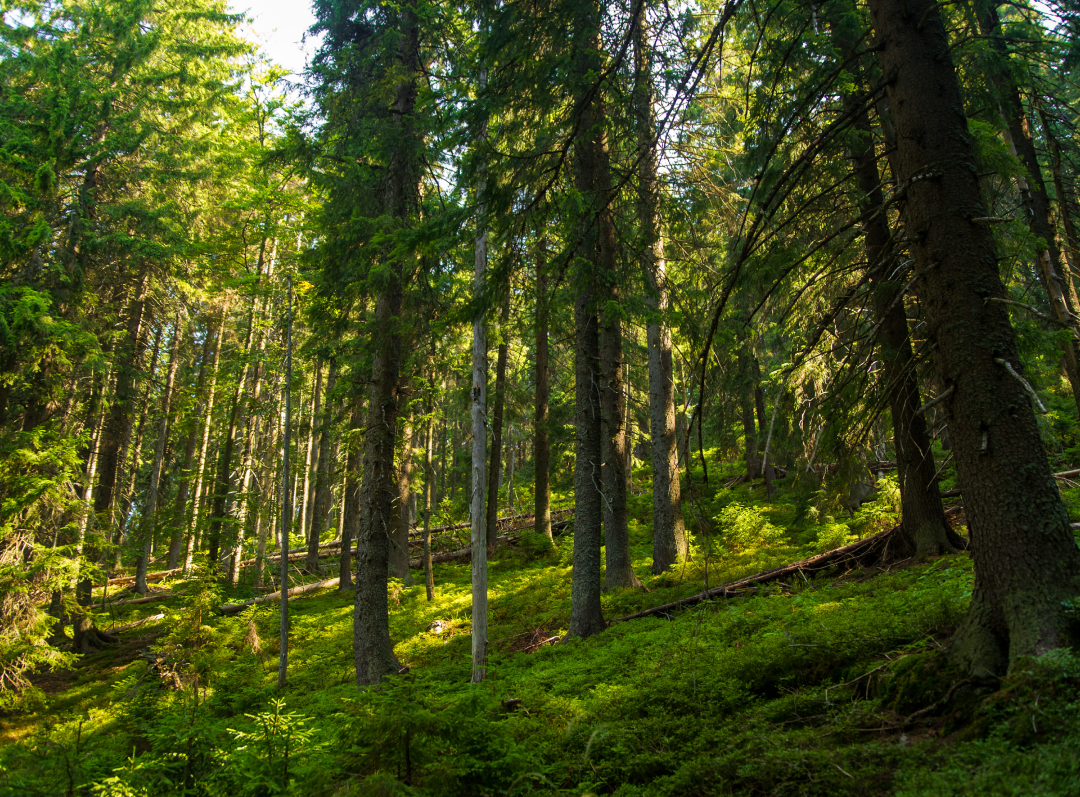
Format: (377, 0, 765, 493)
(407, 519, 574, 567)
(407, 506, 574, 538)
(106, 568, 182, 587)
(611, 524, 903, 623)
(220, 577, 341, 615)
(408, 536, 517, 568)
(238, 543, 342, 569)
(105, 592, 186, 608)
(106, 613, 165, 634)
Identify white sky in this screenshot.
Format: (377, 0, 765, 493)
(232, 0, 319, 77)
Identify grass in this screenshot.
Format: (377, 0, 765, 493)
(3, 461, 1080, 795)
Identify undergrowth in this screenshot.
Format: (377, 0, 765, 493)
(2, 461, 1080, 795)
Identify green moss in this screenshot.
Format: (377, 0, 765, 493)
(1, 471, 1077, 796)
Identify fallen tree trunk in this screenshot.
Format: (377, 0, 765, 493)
(407, 518, 574, 567)
(106, 568, 182, 587)
(407, 506, 573, 537)
(612, 523, 907, 623)
(238, 543, 342, 569)
(105, 592, 186, 608)
(106, 613, 165, 634)
(220, 577, 341, 615)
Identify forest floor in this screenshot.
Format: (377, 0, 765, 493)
(3, 460, 1080, 796)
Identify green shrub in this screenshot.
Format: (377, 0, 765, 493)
(715, 502, 784, 553)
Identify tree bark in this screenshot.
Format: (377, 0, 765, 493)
(299, 365, 322, 548)
(337, 400, 362, 591)
(752, 358, 776, 496)
(867, 0, 1080, 676)
(470, 65, 491, 682)
(306, 361, 338, 573)
(568, 0, 610, 637)
(167, 329, 211, 570)
(279, 278, 294, 690)
(76, 263, 150, 653)
(485, 290, 511, 553)
(505, 424, 515, 512)
(600, 288, 640, 590)
(230, 290, 273, 586)
(389, 399, 415, 583)
(534, 239, 552, 541)
(253, 400, 279, 590)
(634, 0, 687, 574)
(135, 315, 183, 593)
(353, 0, 420, 689)
(112, 323, 158, 568)
(828, 2, 960, 554)
(183, 307, 226, 573)
(422, 397, 436, 601)
(738, 346, 761, 483)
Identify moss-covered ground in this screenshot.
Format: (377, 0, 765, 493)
(3, 462, 1080, 796)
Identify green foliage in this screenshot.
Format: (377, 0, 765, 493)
(715, 501, 785, 553)
(0, 427, 81, 701)
(218, 699, 323, 797)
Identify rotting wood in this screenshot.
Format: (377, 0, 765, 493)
(611, 523, 913, 623)
(220, 577, 341, 615)
(407, 506, 573, 538)
(105, 592, 186, 608)
(106, 613, 165, 634)
(107, 568, 182, 587)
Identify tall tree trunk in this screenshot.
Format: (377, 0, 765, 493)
(534, 239, 552, 540)
(299, 365, 322, 547)
(353, 0, 419, 689)
(436, 404, 448, 505)
(389, 397, 415, 582)
(422, 396, 436, 601)
(209, 282, 268, 572)
(136, 315, 183, 593)
(184, 308, 226, 573)
(75, 264, 150, 653)
(230, 307, 272, 586)
(112, 324, 158, 568)
(278, 278, 294, 690)
(167, 327, 211, 569)
(505, 424, 515, 512)
(868, 0, 1080, 675)
(470, 65, 491, 683)
(485, 291, 511, 552)
(568, 0, 610, 635)
(634, 0, 686, 574)
(253, 401, 279, 590)
(306, 361, 338, 573)
(828, 4, 960, 554)
(738, 347, 761, 482)
(339, 400, 363, 592)
(600, 292, 639, 590)
(752, 358, 776, 496)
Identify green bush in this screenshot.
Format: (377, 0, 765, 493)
(715, 502, 785, 553)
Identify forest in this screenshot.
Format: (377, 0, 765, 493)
(2, 0, 1080, 793)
